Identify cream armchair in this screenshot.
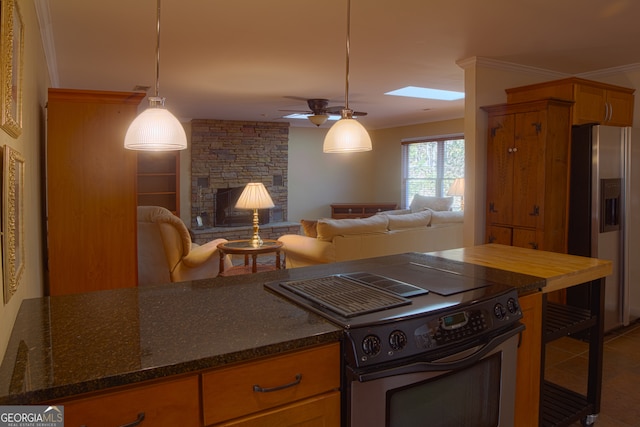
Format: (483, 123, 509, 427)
(137, 206, 232, 286)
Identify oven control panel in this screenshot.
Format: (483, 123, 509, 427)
(344, 288, 522, 368)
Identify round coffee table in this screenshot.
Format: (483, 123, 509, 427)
(217, 239, 283, 276)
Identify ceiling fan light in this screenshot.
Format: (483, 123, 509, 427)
(124, 103, 187, 151)
(308, 114, 329, 126)
(323, 117, 372, 153)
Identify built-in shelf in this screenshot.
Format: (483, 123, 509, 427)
(137, 152, 180, 216)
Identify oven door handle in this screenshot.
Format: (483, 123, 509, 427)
(354, 323, 524, 382)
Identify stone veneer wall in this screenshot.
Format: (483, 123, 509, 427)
(190, 119, 289, 229)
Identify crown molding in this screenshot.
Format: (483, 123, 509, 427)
(578, 63, 640, 78)
(458, 56, 640, 80)
(456, 57, 567, 79)
(34, 0, 59, 87)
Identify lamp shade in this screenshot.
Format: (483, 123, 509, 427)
(235, 183, 275, 209)
(447, 178, 465, 196)
(124, 103, 188, 151)
(323, 118, 372, 153)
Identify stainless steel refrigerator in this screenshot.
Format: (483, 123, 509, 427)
(567, 124, 640, 332)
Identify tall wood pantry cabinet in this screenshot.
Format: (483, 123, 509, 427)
(482, 98, 573, 253)
(46, 89, 145, 295)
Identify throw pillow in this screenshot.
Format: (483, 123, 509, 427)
(409, 194, 453, 212)
(300, 219, 318, 238)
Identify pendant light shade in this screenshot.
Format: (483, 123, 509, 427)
(323, 115, 372, 153)
(125, 98, 187, 151)
(323, 0, 371, 153)
(124, 0, 187, 151)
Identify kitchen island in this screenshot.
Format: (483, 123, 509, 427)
(0, 245, 611, 426)
(431, 244, 612, 427)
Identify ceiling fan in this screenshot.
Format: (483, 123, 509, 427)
(281, 98, 367, 126)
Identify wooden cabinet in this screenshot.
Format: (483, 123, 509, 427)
(514, 292, 542, 427)
(46, 89, 145, 295)
(201, 343, 340, 426)
(331, 203, 398, 219)
(482, 99, 572, 253)
(137, 151, 180, 216)
(59, 375, 200, 427)
(506, 77, 635, 127)
(53, 343, 340, 427)
(214, 392, 340, 427)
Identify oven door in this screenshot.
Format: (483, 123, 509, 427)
(345, 324, 524, 427)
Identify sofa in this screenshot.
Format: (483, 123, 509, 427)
(278, 196, 464, 268)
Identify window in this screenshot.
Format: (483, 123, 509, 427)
(402, 136, 464, 210)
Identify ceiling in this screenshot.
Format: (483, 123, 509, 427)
(39, 0, 640, 130)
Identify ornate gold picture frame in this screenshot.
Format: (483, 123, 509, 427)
(0, 0, 24, 138)
(3, 145, 24, 303)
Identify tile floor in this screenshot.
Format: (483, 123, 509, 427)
(544, 319, 640, 426)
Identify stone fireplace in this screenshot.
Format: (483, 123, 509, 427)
(190, 119, 289, 232)
(214, 186, 269, 227)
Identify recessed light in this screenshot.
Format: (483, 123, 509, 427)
(385, 86, 465, 101)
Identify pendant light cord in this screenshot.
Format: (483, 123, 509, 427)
(344, 0, 351, 113)
(154, 0, 162, 102)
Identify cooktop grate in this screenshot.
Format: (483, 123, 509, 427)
(280, 275, 411, 318)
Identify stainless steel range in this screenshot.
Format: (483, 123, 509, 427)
(266, 258, 524, 427)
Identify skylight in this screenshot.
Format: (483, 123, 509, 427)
(385, 86, 465, 101)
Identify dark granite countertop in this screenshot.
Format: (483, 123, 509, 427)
(0, 252, 545, 404)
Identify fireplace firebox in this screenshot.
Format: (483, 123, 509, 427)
(214, 187, 270, 227)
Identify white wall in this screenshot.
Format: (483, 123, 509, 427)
(0, 0, 49, 358)
(287, 127, 374, 221)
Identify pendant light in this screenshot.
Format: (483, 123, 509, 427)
(124, 0, 187, 151)
(323, 0, 372, 153)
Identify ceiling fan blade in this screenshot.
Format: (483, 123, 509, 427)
(278, 109, 312, 114)
(325, 106, 368, 116)
(283, 96, 314, 102)
(324, 106, 345, 114)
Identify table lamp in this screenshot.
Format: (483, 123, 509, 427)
(235, 183, 275, 247)
(447, 178, 465, 210)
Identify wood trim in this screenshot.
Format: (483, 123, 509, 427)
(48, 88, 146, 105)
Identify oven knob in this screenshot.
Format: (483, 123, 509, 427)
(494, 303, 506, 320)
(389, 330, 408, 351)
(362, 335, 382, 356)
(507, 298, 519, 314)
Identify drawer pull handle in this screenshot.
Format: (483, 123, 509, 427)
(119, 412, 145, 427)
(253, 374, 302, 393)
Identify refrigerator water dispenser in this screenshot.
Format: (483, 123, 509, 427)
(600, 178, 621, 233)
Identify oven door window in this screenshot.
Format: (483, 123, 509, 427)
(386, 353, 501, 427)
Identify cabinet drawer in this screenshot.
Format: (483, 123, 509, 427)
(213, 391, 341, 427)
(202, 343, 340, 426)
(59, 375, 200, 427)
